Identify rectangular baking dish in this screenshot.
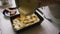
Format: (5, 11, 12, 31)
(10, 11, 44, 33)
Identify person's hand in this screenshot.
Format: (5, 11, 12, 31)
(10, 9, 16, 15)
(6, 8, 16, 15)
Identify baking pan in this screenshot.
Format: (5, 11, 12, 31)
(10, 11, 44, 33)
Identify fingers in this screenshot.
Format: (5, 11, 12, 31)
(6, 8, 16, 15)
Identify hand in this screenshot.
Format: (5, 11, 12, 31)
(6, 8, 16, 15)
(10, 9, 16, 15)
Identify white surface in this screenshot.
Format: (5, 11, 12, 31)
(39, 6, 60, 30)
(0, 9, 14, 34)
(8, 0, 16, 8)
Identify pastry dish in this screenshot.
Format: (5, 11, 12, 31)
(13, 13, 40, 30)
